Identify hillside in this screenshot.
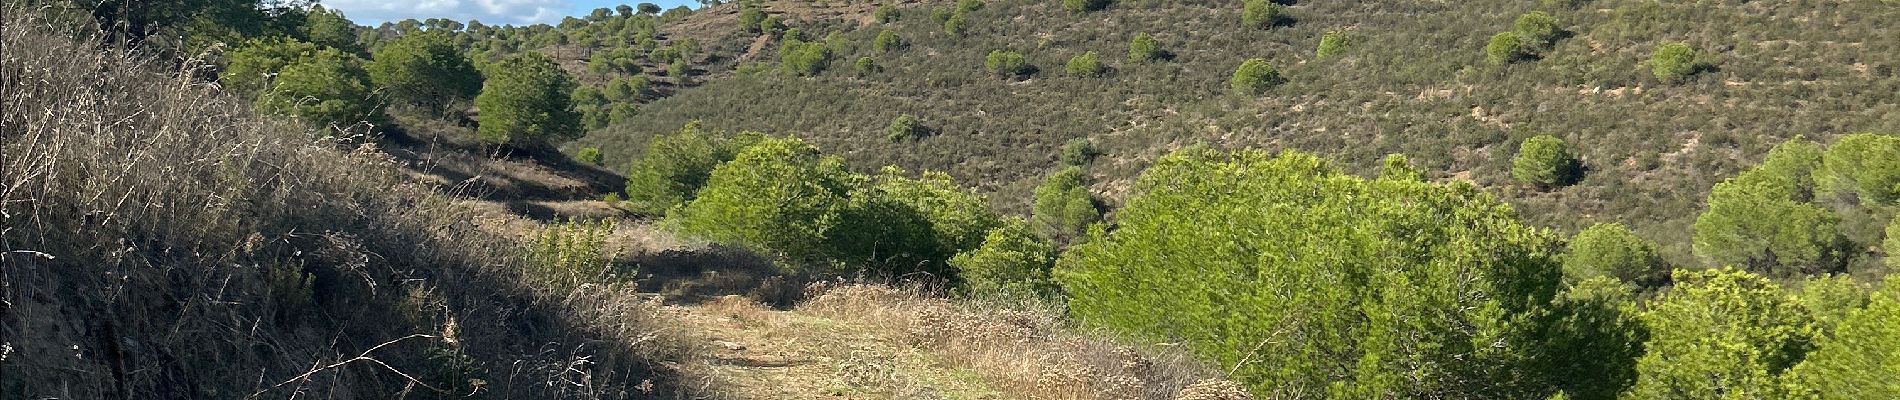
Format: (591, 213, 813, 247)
(575, 0, 1900, 265)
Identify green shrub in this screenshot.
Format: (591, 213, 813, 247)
(1693, 138, 1847, 275)
(760, 15, 784, 37)
(220, 37, 324, 96)
(1816, 133, 1900, 205)
(1540, 277, 1647, 400)
(254, 48, 382, 132)
(526, 219, 617, 289)
(367, 31, 480, 114)
(870, 169, 1003, 264)
(779, 40, 832, 76)
(475, 52, 581, 147)
(1795, 275, 1872, 337)
(1512, 134, 1580, 188)
(667, 136, 857, 268)
(575, 146, 604, 166)
(1057, 148, 1563, 398)
(1378, 153, 1425, 181)
(1063, 0, 1109, 13)
(1030, 167, 1098, 243)
(944, 12, 967, 36)
(624, 123, 761, 214)
(985, 50, 1030, 77)
(873, 5, 899, 23)
(1787, 276, 1900, 398)
(1628, 268, 1813, 399)
(951, 218, 1056, 298)
(1241, 0, 1284, 29)
(1059, 137, 1097, 166)
(1064, 51, 1104, 77)
(886, 114, 920, 142)
(1487, 32, 1531, 64)
(1566, 223, 1666, 285)
(301, 5, 359, 53)
(739, 4, 765, 34)
(1228, 58, 1280, 95)
(604, 76, 637, 101)
(1889, 216, 1900, 269)
(1127, 32, 1158, 62)
(956, 0, 985, 13)
(1315, 30, 1355, 59)
(873, 29, 902, 52)
(855, 56, 878, 75)
(1513, 11, 1562, 45)
(1651, 42, 1700, 83)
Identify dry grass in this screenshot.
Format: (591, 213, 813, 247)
(0, 7, 707, 398)
(798, 283, 1229, 400)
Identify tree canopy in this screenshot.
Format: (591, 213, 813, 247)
(368, 31, 481, 114)
(474, 52, 581, 147)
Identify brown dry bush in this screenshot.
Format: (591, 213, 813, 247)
(798, 282, 1220, 399)
(0, 7, 703, 399)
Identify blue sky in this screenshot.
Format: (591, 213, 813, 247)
(323, 0, 702, 26)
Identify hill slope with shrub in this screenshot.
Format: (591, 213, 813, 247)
(578, 0, 1900, 264)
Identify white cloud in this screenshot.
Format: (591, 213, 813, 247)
(323, 0, 574, 26)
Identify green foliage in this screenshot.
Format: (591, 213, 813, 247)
(1787, 276, 1900, 398)
(1063, 0, 1109, 13)
(1513, 11, 1562, 45)
(574, 146, 603, 166)
(220, 37, 324, 95)
(1127, 32, 1158, 62)
(760, 15, 785, 37)
(1315, 30, 1354, 59)
(886, 114, 920, 142)
(638, 3, 662, 15)
(1059, 137, 1097, 166)
(1565, 223, 1666, 285)
(1228, 57, 1279, 95)
(956, 0, 986, 14)
(1378, 153, 1425, 182)
(1487, 32, 1531, 64)
(985, 50, 1030, 78)
(368, 31, 481, 114)
(475, 52, 581, 147)
(1694, 138, 1846, 275)
(873, 29, 902, 52)
(1650, 42, 1700, 83)
(855, 56, 878, 75)
(1539, 277, 1647, 400)
(624, 123, 760, 214)
(1817, 133, 1900, 205)
(950, 218, 1057, 298)
(1512, 134, 1580, 187)
(668, 136, 856, 267)
(1064, 51, 1104, 77)
(1628, 268, 1814, 399)
(1794, 274, 1871, 337)
(525, 219, 617, 289)
(869, 169, 1003, 265)
(253, 48, 382, 132)
(943, 12, 967, 36)
(300, 5, 358, 52)
(1030, 167, 1098, 244)
(1889, 215, 1900, 269)
(873, 5, 899, 23)
(1057, 148, 1563, 398)
(1241, 0, 1284, 29)
(739, 4, 765, 34)
(780, 39, 833, 76)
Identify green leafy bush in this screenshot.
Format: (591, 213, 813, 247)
(368, 31, 480, 114)
(300, 5, 359, 52)
(1315, 30, 1354, 59)
(574, 146, 603, 166)
(873, 5, 899, 23)
(1127, 32, 1158, 62)
(739, 4, 765, 34)
(1650, 42, 1700, 83)
(1063, 0, 1109, 13)
(779, 40, 833, 76)
(1487, 32, 1531, 64)
(1241, 0, 1284, 29)
(1816, 133, 1900, 205)
(625, 125, 760, 215)
(1057, 148, 1563, 398)
(1030, 167, 1098, 243)
(985, 50, 1030, 78)
(1888, 216, 1900, 269)
(1513, 11, 1562, 45)
(944, 12, 967, 36)
(1787, 276, 1900, 398)
(869, 169, 1002, 264)
(956, 0, 986, 13)
(886, 114, 920, 142)
(1059, 137, 1097, 166)
(1512, 134, 1580, 188)
(1228, 57, 1279, 95)
(1693, 138, 1847, 275)
(667, 136, 857, 267)
(1379, 153, 1425, 181)
(254, 48, 382, 132)
(1064, 51, 1104, 77)
(951, 218, 1056, 298)
(1540, 277, 1647, 400)
(220, 37, 324, 95)
(1628, 268, 1814, 399)
(855, 56, 878, 75)
(475, 52, 581, 147)
(873, 29, 902, 52)
(526, 219, 617, 289)
(1565, 223, 1666, 285)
